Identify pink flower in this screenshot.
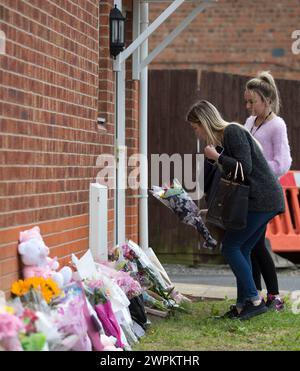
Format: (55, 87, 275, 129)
(88, 280, 104, 290)
(21, 308, 38, 334)
(0, 313, 24, 340)
(114, 271, 142, 298)
(121, 244, 137, 261)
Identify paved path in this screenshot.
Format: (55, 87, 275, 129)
(172, 282, 290, 300)
(163, 264, 300, 299)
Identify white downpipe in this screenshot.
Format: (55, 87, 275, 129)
(139, 2, 149, 250)
(114, 0, 126, 247)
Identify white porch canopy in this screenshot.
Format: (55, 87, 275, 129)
(113, 0, 218, 250)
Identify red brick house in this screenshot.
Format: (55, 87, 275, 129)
(1, 0, 299, 293)
(0, 0, 142, 293)
(149, 0, 300, 80)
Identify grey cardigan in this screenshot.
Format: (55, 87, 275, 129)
(218, 124, 285, 214)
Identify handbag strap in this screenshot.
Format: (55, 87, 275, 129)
(233, 162, 245, 182)
(227, 162, 245, 182)
(238, 162, 245, 182)
(233, 162, 239, 180)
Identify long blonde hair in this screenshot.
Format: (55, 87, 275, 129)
(246, 71, 280, 114)
(186, 100, 263, 150)
(186, 100, 229, 146)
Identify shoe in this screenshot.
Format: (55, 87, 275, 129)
(236, 300, 268, 321)
(266, 294, 284, 311)
(222, 305, 239, 319)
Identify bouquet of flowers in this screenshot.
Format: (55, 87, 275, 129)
(117, 240, 172, 301)
(83, 279, 109, 307)
(11, 277, 61, 308)
(18, 308, 48, 351)
(83, 279, 124, 349)
(95, 262, 143, 300)
(0, 294, 59, 351)
(0, 305, 24, 351)
(142, 290, 169, 312)
(72, 251, 132, 349)
(151, 179, 217, 249)
(114, 270, 143, 300)
(10, 278, 66, 351)
(51, 282, 93, 351)
(57, 282, 107, 351)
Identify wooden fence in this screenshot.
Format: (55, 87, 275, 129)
(200, 71, 300, 169)
(148, 70, 300, 264)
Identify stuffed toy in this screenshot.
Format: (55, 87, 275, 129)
(18, 226, 72, 288)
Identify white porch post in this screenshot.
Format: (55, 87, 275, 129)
(114, 0, 126, 247)
(139, 1, 149, 250)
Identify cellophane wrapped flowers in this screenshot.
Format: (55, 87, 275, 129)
(151, 179, 217, 249)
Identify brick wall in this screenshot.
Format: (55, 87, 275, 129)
(149, 0, 300, 80)
(125, 8, 139, 243)
(99, 0, 116, 249)
(0, 0, 140, 294)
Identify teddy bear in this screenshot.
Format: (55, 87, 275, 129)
(18, 226, 72, 288)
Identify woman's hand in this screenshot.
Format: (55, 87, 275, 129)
(204, 145, 220, 161)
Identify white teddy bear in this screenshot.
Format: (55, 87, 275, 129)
(18, 226, 72, 288)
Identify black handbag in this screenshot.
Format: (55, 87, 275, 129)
(204, 159, 223, 206)
(206, 162, 249, 230)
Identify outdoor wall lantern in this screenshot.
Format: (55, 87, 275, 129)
(109, 5, 126, 59)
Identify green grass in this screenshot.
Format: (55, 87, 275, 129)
(132, 298, 300, 351)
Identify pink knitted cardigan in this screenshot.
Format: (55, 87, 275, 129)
(245, 115, 292, 177)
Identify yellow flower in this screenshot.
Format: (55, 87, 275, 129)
(0, 305, 15, 314)
(5, 306, 15, 314)
(11, 279, 28, 296)
(11, 277, 61, 304)
(41, 288, 53, 303)
(40, 278, 61, 303)
(26, 277, 43, 290)
(43, 278, 60, 294)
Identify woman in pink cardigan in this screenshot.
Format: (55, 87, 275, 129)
(244, 71, 292, 310)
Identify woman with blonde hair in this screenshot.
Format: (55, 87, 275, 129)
(244, 71, 292, 310)
(186, 100, 285, 320)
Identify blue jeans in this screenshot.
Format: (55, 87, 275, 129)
(221, 211, 277, 307)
